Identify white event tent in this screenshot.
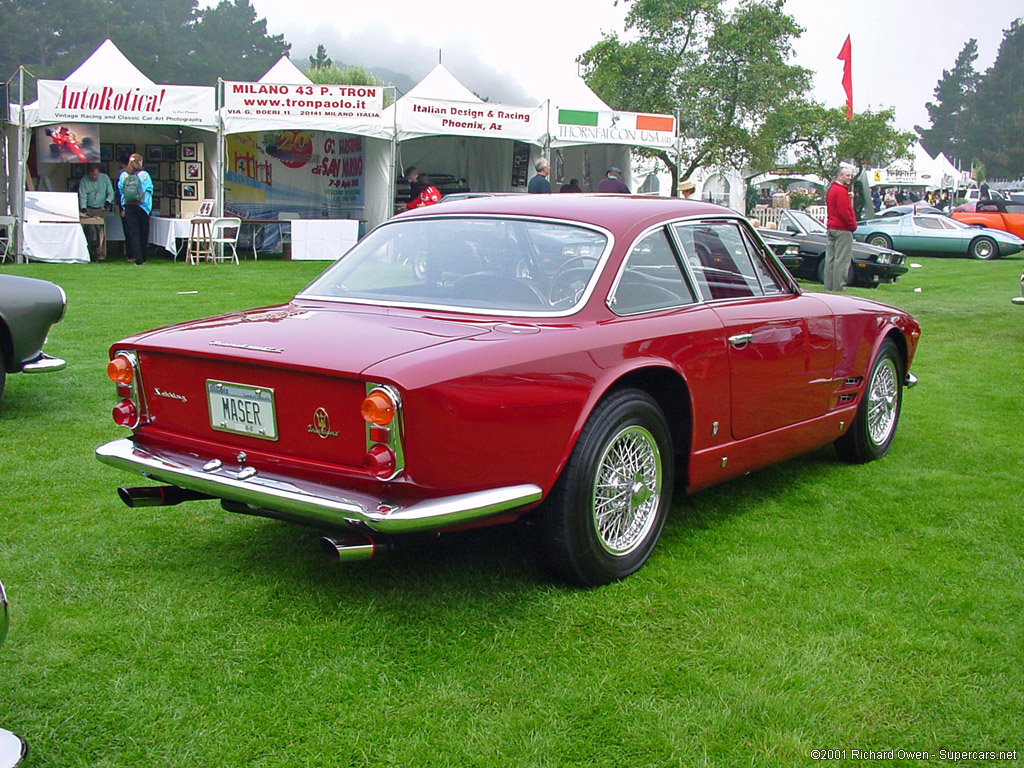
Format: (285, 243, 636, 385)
(388, 64, 547, 200)
(219, 55, 397, 243)
(6, 39, 217, 262)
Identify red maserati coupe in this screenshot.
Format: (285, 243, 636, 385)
(96, 195, 920, 586)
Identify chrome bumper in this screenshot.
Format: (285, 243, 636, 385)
(22, 353, 65, 373)
(95, 438, 542, 535)
(905, 372, 918, 388)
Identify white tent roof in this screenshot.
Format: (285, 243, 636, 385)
(10, 39, 156, 124)
(259, 56, 312, 85)
(402, 63, 483, 102)
(66, 39, 155, 86)
(548, 76, 611, 112)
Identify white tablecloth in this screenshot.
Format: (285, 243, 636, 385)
(22, 222, 89, 263)
(104, 214, 191, 255)
(291, 220, 359, 261)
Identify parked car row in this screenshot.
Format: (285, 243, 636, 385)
(759, 208, 908, 288)
(855, 213, 1024, 260)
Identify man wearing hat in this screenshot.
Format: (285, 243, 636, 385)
(678, 180, 696, 198)
(597, 167, 630, 194)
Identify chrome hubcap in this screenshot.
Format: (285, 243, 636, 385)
(592, 426, 662, 555)
(867, 358, 899, 445)
(975, 241, 992, 258)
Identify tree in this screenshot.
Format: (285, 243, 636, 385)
(305, 63, 394, 107)
(0, 0, 289, 92)
(578, 0, 812, 194)
(963, 19, 1024, 179)
(774, 104, 914, 183)
(915, 39, 979, 163)
(308, 44, 332, 71)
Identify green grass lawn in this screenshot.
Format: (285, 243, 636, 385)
(1, 253, 1022, 767)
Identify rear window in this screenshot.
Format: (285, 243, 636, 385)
(299, 217, 609, 314)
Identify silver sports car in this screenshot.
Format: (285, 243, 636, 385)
(0, 274, 67, 404)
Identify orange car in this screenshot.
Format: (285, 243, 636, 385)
(952, 199, 1024, 239)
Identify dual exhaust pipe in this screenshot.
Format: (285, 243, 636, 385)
(118, 485, 390, 563)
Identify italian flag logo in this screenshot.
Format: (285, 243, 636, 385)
(557, 109, 674, 133)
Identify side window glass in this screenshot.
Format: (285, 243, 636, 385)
(742, 228, 787, 295)
(610, 229, 695, 314)
(672, 221, 762, 301)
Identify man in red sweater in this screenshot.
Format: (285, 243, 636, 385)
(825, 164, 857, 291)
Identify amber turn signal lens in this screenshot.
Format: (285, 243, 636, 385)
(361, 390, 395, 426)
(107, 356, 134, 384)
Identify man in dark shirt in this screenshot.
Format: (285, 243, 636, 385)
(596, 167, 630, 194)
(528, 158, 551, 193)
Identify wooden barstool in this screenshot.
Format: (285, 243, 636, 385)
(186, 218, 214, 264)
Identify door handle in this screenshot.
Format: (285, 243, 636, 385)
(728, 333, 753, 349)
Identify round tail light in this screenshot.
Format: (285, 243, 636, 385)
(112, 399, 138, 428)
(361, 390, 395, 426)
(108, 356, 134, 384)
(363, 444, 397, 478)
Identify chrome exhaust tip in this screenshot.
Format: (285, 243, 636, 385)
(320, 535, 391, 563)
(117, 486, 214, 508)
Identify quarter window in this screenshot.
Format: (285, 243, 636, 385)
(610, 229, 695, 315)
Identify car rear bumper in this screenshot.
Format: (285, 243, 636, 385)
(95, 438, 542, 535)
(21, 353, 66, 373)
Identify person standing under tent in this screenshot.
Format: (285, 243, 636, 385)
(406, 173, 441, 210)
(528, 158, 551, 193)
(78, 163, 114, 261)
(119, 153, 154, 265)
(596, 167, 630, 193)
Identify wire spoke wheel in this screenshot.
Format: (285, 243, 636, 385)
(866, 357, 899, 446)
(592, 426, 662, 555)
(835, 339, 904, 464)
(537, 387, 673, 586)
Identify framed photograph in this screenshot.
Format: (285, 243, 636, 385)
(69, 163, 85, 179)
(100, 143, 114, 162)
(184, 161, 203, 181)
(145, 144, 163, 163)
(167, 162, 178, 180)
(164, 145, 177, 162)
(115, 143, 135, 163)
(180, 182, 199, 201)
(197, 199, 215, 217)
(180, 143, 198, 160)
(143, 164, 160, 180)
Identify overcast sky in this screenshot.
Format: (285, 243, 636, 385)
(246, 0, 1022, 132)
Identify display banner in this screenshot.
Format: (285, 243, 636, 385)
(225, 130, 365, 221)
(38, 80, 216, 127)
(223, 81, 384, 120)
(400, 98, 545, 142)
(553, 108, 676, 149)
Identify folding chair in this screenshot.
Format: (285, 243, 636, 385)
(210, 217, 241, 264)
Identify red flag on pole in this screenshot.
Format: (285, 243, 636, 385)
(838, 35, 853, 119)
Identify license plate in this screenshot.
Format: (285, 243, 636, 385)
(206, 380, 278, 440)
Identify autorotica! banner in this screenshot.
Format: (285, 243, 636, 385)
(38, 80, 216, 127)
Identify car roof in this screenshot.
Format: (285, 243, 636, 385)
(396, 193, 734, 231)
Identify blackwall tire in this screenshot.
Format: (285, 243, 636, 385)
(969, 236, 998, 260)
(834, 339, 903, 464)
(537, 388, 673, 587)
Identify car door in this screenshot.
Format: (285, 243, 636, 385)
(671, 220, 835, 440)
